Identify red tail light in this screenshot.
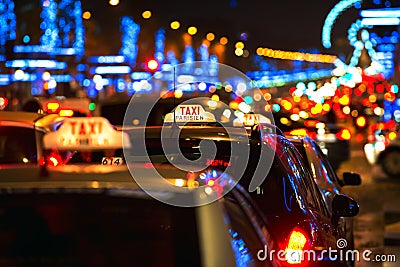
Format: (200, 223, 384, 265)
(39, 153, 63, 167)
(336, 128, 351, 141)
(48, 155, 61, 167)
(277, 227, 311, 266)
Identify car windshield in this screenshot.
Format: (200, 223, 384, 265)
(0, 126, 38, 164)
(124, 127, 249, 175)
(0, 191, 201, 267)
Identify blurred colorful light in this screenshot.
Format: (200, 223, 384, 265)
(142, 10, 152, 19)
(206, 32, 215, 41)
(219, 37, 228, 45)
(187, 26, 197, 35)
(170, 21, 180, 30)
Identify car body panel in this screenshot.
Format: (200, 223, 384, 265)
(0, 164, 274, 267)
(287, 135, 360, 266)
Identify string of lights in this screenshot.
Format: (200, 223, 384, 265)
(255, 47, 338, 63)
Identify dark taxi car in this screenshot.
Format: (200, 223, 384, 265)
(287, 135, 361, 265)
(0, 167, 275, 267)
(124, 102, 359, 267)
(0, 114, 276, 267)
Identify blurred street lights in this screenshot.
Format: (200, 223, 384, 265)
(109, 0, 119, 6)
(82, 11, 91, 20)
(206, 32, 215, 41)
(187, 26, 197, 36)
(170, 21, 180, 30)
(219, 36, 228, 45)
(142, 10, 152, 19)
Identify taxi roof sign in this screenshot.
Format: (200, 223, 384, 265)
(164, 104, 216, 123)
(233, 113, 271, 127)
(43, 117, 131, 150)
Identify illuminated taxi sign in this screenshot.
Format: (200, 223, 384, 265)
(43, 117, 131, 150)
(164, 104, 216, 123)
(234, 113, 271, 127)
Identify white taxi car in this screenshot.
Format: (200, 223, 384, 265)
(0, 111, 64, 165)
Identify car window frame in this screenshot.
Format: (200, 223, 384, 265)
(282, 140, 330, 217)
(224, 188, 273, 267)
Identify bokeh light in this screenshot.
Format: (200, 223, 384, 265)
(235, 48, 243, 56)
(188, 26, 197, 35)
(170, 21, 180, 30)
(142, 10, 152, 19)
(109, 0, 119, 6)
(219, 36, 228, 45)
(235, 41, 244, 49)
(206, 32, 215, 41)
(82, 11, 91, 20)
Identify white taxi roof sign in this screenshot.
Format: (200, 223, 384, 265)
(43, 117, 131, 150)
(164, 104, 216, 123)
(233, 113, 271, 127)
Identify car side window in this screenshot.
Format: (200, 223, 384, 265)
(224, 191, 272, 267)
(284, 143, 329, 216)
(310, 141, 342, 187)
(0, 127, 38, 164)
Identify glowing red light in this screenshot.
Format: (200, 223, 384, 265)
(146, 59, 159, 71)
(49, 156, 59, 167)
(0, 97, 8, 109)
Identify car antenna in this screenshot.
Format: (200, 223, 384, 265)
(173, 66, 176, 125)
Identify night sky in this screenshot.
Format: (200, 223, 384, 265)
(81, 0, 397, 50)
(14, 0, 400, 69)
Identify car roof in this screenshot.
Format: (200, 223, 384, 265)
(0, 163, 230, 196)
(0, 165, 137, 189)
(125, 125, 250, 141)
(0, 111, 64, 131)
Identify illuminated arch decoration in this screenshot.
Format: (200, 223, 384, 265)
(0, 0, 16, 47)
(345, 20, 379, 67)
(333, 19, 384, 77)
(322, 0, 363, 49)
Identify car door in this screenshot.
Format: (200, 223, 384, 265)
(283, 142, 345, 250)
(305, 138, 354, 249)
(223, 188, 275, 267)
